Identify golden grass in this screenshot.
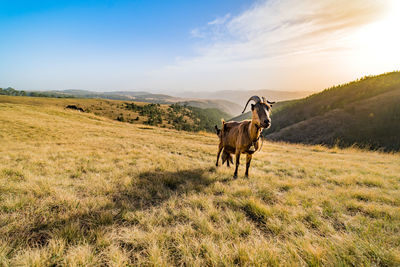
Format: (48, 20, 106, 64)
(0, 95, 174, 128)
(1, 100, 400, 266)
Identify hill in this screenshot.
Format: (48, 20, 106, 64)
(0, 88, 242, 116)
(247, 72, 400, 151)
(0, 100, 399, 265)
(178, 99, 243, 117)
(175, 89, 313, 106)
(0, 95, 230, 132)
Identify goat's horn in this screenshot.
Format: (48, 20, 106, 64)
(242, 95, 261, 113)
(267, 100, 275, 105)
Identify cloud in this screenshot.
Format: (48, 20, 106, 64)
(201, 0, 386, 59)
(208, 13, 231, 25)
(156, 0, 396, 91)
(190, 13, 232, 40)
(190, 28, 205, 38)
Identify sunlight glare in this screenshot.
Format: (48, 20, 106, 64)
(352, 0, 400, 72)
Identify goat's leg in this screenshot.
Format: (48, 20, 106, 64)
(226, 154, 230, 167)
(245, 154, 252, 177)
(234, 150, 240, 178)
(216, 144, 223, 167)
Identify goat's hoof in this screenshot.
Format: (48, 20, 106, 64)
(233, 174, 238, 179)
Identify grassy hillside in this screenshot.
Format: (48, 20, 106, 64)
(0, 95, 230, 132)
(1, 101, 399, 265)
(0, 88, 242, 116)
(264, 72, 400, 151)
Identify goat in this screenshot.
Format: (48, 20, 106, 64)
(215, 125, 233, 167)
(216, 96, 274, 178)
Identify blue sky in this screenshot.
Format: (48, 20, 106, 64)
(0, 0, 250, 91)
(1, 0, 399, 92)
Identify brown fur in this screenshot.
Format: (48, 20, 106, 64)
(221, 150, 233, 166)
(215, 125, 233, 167)
(215, 96, 273, 178)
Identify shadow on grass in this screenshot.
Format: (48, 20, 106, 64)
(11, 168, 217, 248)
(112, 168, 215, 211)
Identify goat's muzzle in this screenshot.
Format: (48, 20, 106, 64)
(262, 119, 271, 128)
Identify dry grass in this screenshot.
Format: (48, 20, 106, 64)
(0, 95, 173, 128)
(1, 100, 400, 266)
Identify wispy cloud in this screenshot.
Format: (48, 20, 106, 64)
(156, 0, 398, 92)
(190, 13, 231, 39)
(190, 28, 205, 38)
(191, 0, 386, 61)
(208, 13, 231, 25)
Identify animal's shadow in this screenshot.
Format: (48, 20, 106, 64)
(112, 168, 216, 211)
(16, 168, 217, 247)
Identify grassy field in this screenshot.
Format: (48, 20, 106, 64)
(1, 100, 400, 266)
(0, 95, 230, 132)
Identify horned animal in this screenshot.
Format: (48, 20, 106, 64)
(215, 96, 274, 178)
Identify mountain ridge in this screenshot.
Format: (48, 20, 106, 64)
(1, 88, 243, 116)
(264, 72, 400, 151)
(174, 89, 313, 105)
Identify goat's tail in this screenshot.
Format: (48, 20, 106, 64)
(214, 125, 220, 135)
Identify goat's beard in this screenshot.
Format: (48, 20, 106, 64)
(260, 123, 271, 129)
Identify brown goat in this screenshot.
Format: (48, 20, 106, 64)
(216, 96, 274, 178)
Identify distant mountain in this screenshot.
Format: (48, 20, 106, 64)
(3, 88, 241, 116)
(50, 90, 178, 102)
(177, 99, 242, 117)
(261, 72, 400, 151)
(55, 90, 242, 116)
(103, 91, 150, 96)
(174, 89, 313, 106)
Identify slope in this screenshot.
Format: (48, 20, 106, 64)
(0, 88, 241, 116)
(0, 95, 230, 132)
(0, 101, 399, 265)
(264, 72, 400, 151)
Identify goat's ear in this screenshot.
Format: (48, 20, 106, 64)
(251, 104, 255, 111)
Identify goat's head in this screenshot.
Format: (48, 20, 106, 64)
(242, 96, 275, 128)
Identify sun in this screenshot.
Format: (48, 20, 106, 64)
(352, 0, 400, 72)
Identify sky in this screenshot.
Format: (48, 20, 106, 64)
(0, 0, 399, 92)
